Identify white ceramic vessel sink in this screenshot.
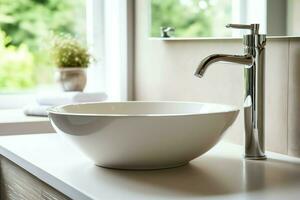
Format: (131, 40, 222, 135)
(48, 101, 239, 170)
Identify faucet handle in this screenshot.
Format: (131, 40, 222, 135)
(160, 26, 175, 38)
(226, 24, 259, 34)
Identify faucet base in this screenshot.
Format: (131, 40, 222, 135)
(244, 155, 267, 160)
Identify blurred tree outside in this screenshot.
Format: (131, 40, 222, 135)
(0, 30, 35, 89)
(151, 0, 232, 38)
(0, 0, 86, 92)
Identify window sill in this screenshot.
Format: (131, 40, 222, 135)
(0, 109, 54, 135)
(0, 94, 35, 109)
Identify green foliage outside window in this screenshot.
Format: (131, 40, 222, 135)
(151, 0, 232, 38)
(0, 0, 85, 92)
(0, 31, 35, 90)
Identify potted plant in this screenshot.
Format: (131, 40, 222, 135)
(51, 34, 90, 91)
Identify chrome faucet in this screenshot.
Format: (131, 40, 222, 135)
(195, 24, 267, 160)
(160, 26, 175, 38)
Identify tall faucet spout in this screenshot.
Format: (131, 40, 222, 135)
(194, 54, 253, 78)
(194, 24, 267, 160)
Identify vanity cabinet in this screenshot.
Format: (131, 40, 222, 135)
(0, 156, 70, 200)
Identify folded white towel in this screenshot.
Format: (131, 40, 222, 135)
(23, 105, 50, 117)
(36, 92, 107, 106)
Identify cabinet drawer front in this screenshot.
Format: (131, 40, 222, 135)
(0, 156, 70, 200)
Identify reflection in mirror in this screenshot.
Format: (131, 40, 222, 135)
(151, 0, 300, 38)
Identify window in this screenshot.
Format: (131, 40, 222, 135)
(151, 0, 232, 38)
(0, 0, 133, 108)
(0, 0, 86, 93)
(152, 0, 300, 38)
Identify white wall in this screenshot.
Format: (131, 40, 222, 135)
(134, 0, 300, 156)
(287, 0, 300, 36)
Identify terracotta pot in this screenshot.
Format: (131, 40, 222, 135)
(56, 68, 87, 91)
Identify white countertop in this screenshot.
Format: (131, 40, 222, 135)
(1, 133, 300, 200)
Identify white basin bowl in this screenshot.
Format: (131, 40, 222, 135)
(48, 101, 239, 170)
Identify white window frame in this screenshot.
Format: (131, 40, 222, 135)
(0, 0, 134, 109)
(75, 0, 135, 101)
(231, 0, 267, 37)
(103, 0, 134, 101)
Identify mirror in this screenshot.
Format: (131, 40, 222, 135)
(150, 0, 300, 38)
